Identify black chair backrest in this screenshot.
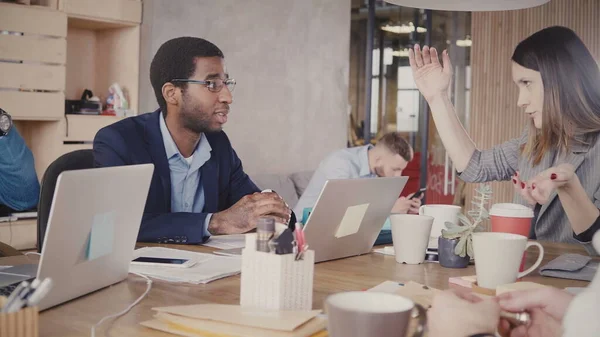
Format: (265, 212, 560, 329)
(37, 149, 94, 252)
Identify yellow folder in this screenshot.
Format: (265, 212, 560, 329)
(140, 304, 327, 337)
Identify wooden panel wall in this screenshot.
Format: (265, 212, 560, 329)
(465, 0, 600, 216)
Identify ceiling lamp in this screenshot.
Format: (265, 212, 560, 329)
(456, 37, 472, 47)
(392, 49, 410, 57)
(382, 0, 551, 11)
(381, 22, 427, 34)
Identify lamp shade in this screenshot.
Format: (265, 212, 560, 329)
(383, 0, 551, 11)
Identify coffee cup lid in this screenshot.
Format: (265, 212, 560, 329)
(489, 203, 534, 218)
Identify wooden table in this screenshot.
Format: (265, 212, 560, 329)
(11, 241, 591, 336)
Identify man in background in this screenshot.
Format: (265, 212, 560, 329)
(294, 132, 421, 220)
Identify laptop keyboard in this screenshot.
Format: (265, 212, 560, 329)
(0, 283, 19, 297)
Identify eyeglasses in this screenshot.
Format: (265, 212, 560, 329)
(170, 78, 236, 93)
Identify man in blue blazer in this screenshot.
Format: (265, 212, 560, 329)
(94, 37, 291, 244)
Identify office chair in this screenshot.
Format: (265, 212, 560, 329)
(37, 149, 94, 252)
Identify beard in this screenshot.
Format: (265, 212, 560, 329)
(179, 93, 221, 134)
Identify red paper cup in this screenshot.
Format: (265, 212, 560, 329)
(490, 203, 534, 272)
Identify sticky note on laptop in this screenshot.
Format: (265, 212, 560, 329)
(335, 203, 369, 238)
(86, 212, 115, 260)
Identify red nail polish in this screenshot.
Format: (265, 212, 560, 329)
(551, 173, 557, 180)
(512, 178, 517, 184)
(521, 182, 526, 189)
(532, 183, 536, 190)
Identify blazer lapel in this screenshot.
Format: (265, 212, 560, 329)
(536, 141, 589, 223)
(202, 156, 219, 212)
(145, 110, 172, 210)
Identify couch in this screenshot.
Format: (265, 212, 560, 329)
(250, 171, 314, 210)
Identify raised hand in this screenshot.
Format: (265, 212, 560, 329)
(408, 44, 453, 102)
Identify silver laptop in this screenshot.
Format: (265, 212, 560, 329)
(0, 164, 153, 311)
(303, 177, 408, 263)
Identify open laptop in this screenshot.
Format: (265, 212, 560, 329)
(0, 164, 153, 311)
(303, 176, 408, 263)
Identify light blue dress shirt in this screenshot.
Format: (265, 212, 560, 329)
(293, 145, 394, 230)
(159, 113, 213, 236)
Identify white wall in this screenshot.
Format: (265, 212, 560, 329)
(139, 0, 350, 175)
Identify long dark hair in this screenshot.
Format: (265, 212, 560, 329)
(512, 26, 600, 165)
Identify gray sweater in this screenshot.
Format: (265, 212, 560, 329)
(458, 129, 600, 256)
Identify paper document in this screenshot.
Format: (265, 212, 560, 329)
(10, 212, 37, 220)
(130, 247, 241, 284)
(0, 216, 17, 223)
(154, 304, 321, 331)
(373, 246, 395, 256)
(141, 304, 326, 337)
(202, 234, 246, 249)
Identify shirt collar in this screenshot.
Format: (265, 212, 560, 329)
(159, 112, 212, 170)
(159, 112, 179, 160)
(359, 144, 374, 177)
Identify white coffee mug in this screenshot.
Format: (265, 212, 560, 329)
(326, 291, 427, 337)
(472, 232, 544, 289)
(390, 214, 434, 264)
(418, 205, 461, 248)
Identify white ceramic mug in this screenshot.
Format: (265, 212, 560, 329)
(325, 291, 426, 337)
(418, 205, 461, 248)
(390, 214, 434, 264)
(472, 232, 544, 289)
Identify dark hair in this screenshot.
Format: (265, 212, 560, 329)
(512, 26, 600, 165)
(150, 37, 224, 115)
(377, 132, 413, 162)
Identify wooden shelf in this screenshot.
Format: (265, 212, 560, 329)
(64, 115, 122, 142)
(65, 23, 139, 115)
(59, 0, 141, 25)
(1, 1, 142, 180)
(0, 219, 37, 251)
(67, 16, 138, 30)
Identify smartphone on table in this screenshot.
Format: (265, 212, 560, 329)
(131, 256, 196, 268)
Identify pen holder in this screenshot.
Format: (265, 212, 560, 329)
(240, 234, 315, 310)
(0, 296, 39, 337)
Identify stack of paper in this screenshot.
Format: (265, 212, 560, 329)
(10, 212, 37, 220)
(202, 234, 246, 249)
(0, 216, 17, 223)
(130, 247, 241, 284)
(140, 304, 327, 337)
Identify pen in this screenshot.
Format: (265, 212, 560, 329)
(1, 280, 28, 313)
(25, 278, 53, 307)
(256, 217, 275, 253)
(4, 282, 32, 313)
(294, 223, 306, 260)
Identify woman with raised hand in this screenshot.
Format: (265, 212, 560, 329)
(408, 26, 600, 254)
